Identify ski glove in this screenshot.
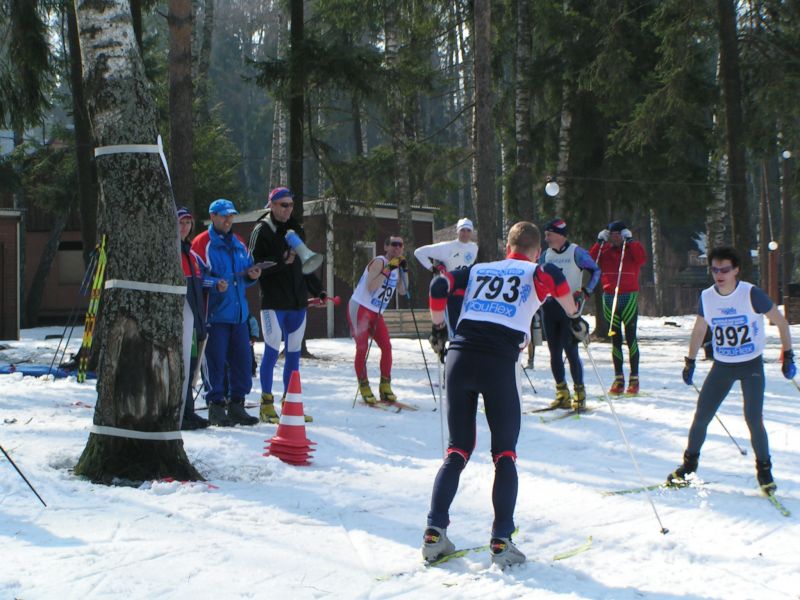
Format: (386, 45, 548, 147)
(597, 229, 610, 242)
(429, 323, 448, 356)
(388, 256, 407, 271)
(570, 317, 590, 342)
(682, 357, 696, 385)
(318, 291, 327, 302)
(782, 350, 796, 379)
(621, 228, 633, 240)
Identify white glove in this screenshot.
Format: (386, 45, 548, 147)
(597, 229, 610, 242)
(621, 228, 632, 240)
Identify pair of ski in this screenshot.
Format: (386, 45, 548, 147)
(362, 399, 419, 412)
(524, 404, 597, 423)
(377, 536, 593, 580)
(604, 481, 791, 517)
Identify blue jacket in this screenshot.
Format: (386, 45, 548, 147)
(190, 225, 256, 325)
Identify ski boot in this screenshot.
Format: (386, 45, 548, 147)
(549, 382, 572, 409)
(181, 412, 209, 431)
(490, 536, 526, 569)
(626, 375, 640, 395)
(281, 394, 313, 423)
(379, 376, 397, 403)
(227, 400, 259, 426)
(572, 384, 587, 411)
(421, 526, 455, 563)
(756, 458, 776, 493)
(208, 402, 233, 427)
(609, 375, 625, 395)
(666, 451, 700, 487)
(259, 392, 280, 424)
(359, 379, 377, 405)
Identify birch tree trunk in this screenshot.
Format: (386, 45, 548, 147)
(289, 0, 305, 220)
(649, 207, 663, 315)
(555, 87, 572, 217)
(73, 0, 200, 483)
(473, 0, 498, 260)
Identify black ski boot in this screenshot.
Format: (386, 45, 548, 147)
(181, 412, 210, 430)
(208, 402, 233, 427)
(756, 458, 776, 493)
(227, 400, 259, 426)
(666, 451, 699, 487)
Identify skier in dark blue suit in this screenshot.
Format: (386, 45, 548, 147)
(421, 221, 588, 568)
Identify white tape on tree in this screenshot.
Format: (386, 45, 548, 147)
(90, 425, 182, 441)
(105, 279, 186, 295)
(94, 135, 171, 184)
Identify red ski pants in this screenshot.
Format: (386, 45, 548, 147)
(347, 300, 392, 381)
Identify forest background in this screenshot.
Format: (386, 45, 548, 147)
(2, 0, 800, 327)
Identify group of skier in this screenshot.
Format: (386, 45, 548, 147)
(177, 197, 795, 568)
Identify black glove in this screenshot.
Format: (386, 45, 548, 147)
(429, 323, 448, 356)
(570, 317, 589, 342)
(782, 350, 796, 379)
(682, 357, 696, 385)
(318, 291, 327, 302)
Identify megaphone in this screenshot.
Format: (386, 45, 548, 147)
(285, 230, 324, 274)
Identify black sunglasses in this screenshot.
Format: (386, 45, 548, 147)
(389, 241, 404, 247)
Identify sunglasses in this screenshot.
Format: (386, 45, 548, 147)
(275, 202, 293, 209)
(710, 266, 734, 274)
(389, 241, 404, 247)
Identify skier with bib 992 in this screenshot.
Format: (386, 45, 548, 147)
(668, 245, 795, 493)
(421, 222, 589, 568)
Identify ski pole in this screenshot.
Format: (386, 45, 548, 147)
(437, 354, 446, 458)
(691, 382, 747, 456)
(582, 339, 669, 534)
(406, 290, 439, 407)
(0, 444, 47, 507)
(791, 378, 800, 394)
(521, 363, 537, 395)
(48, 249, 99, 377)
(607, 240, 627, 337)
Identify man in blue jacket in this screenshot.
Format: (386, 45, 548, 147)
(191, 199, 262, 427)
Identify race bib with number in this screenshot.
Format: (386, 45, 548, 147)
(701, 281, 765, 363)
(458, 259, 540, 338)
(351, 256, 398, 313)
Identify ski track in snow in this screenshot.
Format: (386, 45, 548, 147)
(2, 316, 800, 599)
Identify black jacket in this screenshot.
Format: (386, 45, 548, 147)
(248, 211, 322, 310)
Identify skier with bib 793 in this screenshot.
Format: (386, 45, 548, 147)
(421, 222, 588, 568)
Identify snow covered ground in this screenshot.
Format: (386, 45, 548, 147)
(1, 315, 799, 599)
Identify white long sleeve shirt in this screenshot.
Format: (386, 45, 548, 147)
(414, 239, 478, 272)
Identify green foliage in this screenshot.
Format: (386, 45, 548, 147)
(17, 126, 77, 215)
(193, 107, 243, 213)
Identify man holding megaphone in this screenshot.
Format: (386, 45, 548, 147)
(249, 187, 326, 424)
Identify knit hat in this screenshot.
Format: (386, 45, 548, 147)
(177, 206, 193, 221)
(267, 187, 294, 207)
(456, 217, 474, 232)
(608, 220, 627, 232)
(544, 217, 568, 237)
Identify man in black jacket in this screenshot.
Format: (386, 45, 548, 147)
(249, 187, 324, 423)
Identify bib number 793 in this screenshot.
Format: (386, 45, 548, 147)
(473, 275, 521, 303)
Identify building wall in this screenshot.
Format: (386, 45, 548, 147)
(0, 212, 21, 340)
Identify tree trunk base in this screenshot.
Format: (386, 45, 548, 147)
(74, 433, 203, 484)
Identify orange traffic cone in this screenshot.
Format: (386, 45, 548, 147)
(264, 370, 315, 466)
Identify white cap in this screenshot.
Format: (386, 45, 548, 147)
(456, 218, 474, 232)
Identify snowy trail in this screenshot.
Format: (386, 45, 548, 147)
(2, 317, 800, 599)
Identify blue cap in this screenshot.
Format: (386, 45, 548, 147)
(209, 199, 238, 216)
(544, 217, 568, 236)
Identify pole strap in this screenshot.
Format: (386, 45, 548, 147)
(90, 425, 182, 441)
(94, 135, 171, 184)
(105, 279, 186, 295)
